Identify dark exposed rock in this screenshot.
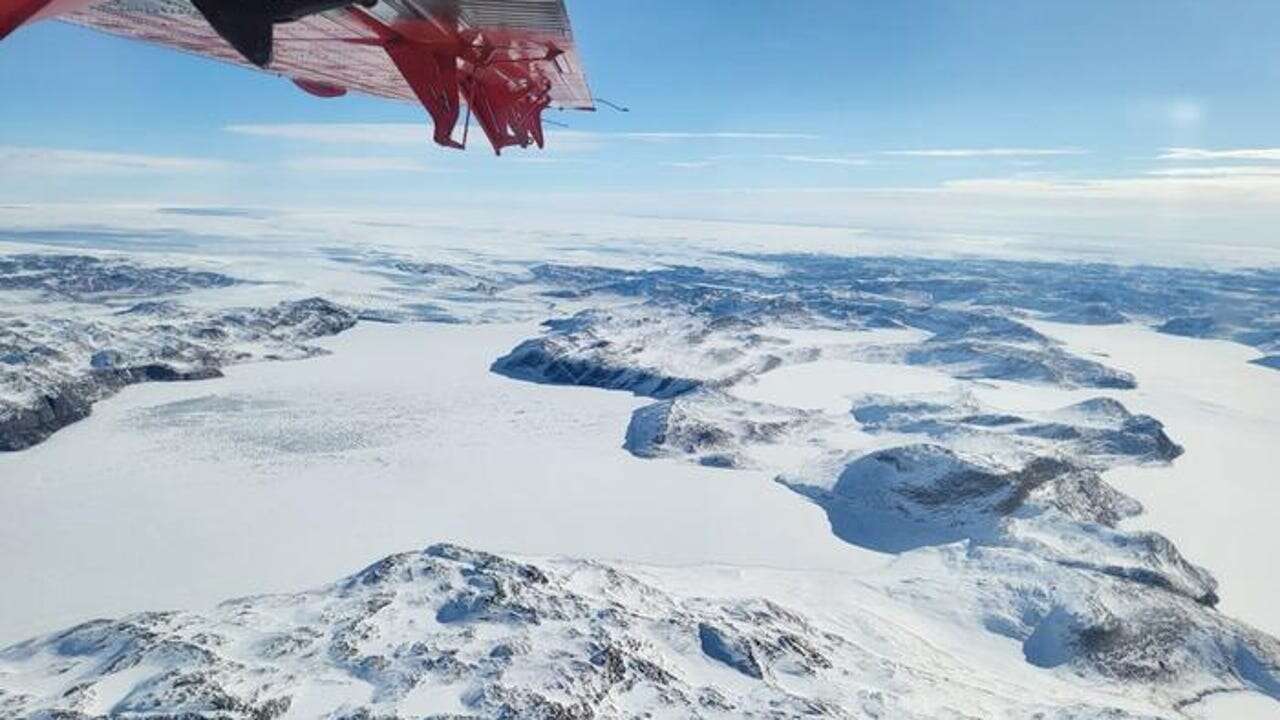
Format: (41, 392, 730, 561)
(1251, 355, 1280, 371)
(493, 337, 700, 399)
(1158, 316, 1218, 338)
(698, 623, 763, 679)
(0, 386, 92, 451)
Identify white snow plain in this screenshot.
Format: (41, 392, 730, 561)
(0, 321, 884, 646)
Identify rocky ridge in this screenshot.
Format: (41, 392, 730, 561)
(1, 254, 357, 450)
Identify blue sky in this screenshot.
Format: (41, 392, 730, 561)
(3, 0, 1280, 243)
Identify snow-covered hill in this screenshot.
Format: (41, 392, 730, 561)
(0, 255, 357, 450)
(3, 543, 1275, 719)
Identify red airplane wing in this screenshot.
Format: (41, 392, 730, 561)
(5, 0, 595, 154)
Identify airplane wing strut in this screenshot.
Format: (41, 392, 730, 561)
(1, 0, 595, 155)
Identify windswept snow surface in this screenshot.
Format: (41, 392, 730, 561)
(2, 210, 1279, 718)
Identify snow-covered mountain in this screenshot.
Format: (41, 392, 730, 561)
(2, 542, 1275, 719)
(2, 235, 1279, 718)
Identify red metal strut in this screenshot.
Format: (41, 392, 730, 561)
(0, 0, 55, 40)
(345, 7, 553, 154)
(385, 38, 465, 149)
(460, 70, 551, 155)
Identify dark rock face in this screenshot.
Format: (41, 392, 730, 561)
(1251, 355, 1280, 371)
(0, 362, 229, 451)
(493, 336, 699, 399)
(0, 387, 92, 451)
(112, 364, 226, 383)
(698, 623, 763, 679)
(1158, 316, 1218, 338)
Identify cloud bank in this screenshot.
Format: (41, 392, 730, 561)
(0, 146, 234, 176)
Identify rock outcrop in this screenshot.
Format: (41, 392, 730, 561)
(1, 297, 356, 451)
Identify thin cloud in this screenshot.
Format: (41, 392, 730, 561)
(623, 132, 819, 141)
(774, 155, 869, 166)
(227, 123, 429, 145)
(283, 156, 438, 173)
(1158, 147, 1280, 161)
(883, 148, 1088, 158)
(662, 160, 715, 169)
(507, 156, 599, 165)
(227, 123, 606, 153)
(675, 154, 867, 167)
(0, 146, 233, 175)
(939, 174, 1280, 200)
(1146, 165, 1280, 177)
(225, 124, 817, 149)
(1166, 100, 1206, 129)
